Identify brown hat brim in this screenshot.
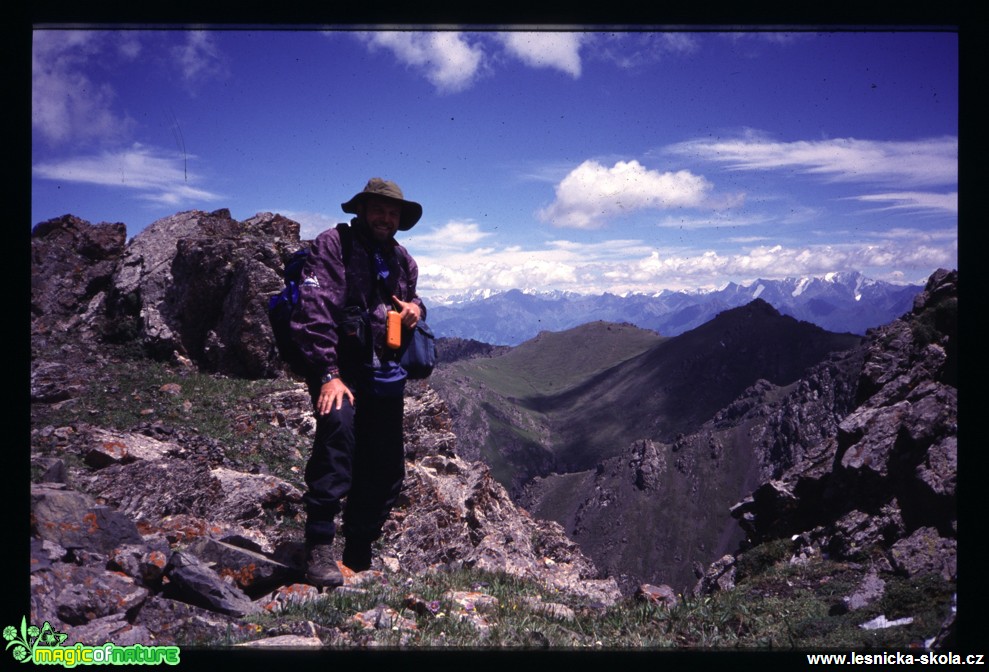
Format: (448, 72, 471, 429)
(341, 178, 423, 231)
(341, 192, 423, 231)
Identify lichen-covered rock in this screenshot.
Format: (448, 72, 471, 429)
(31, 214, 127, 344)
(163, 551, 257, 617)
(103, 209, 303, 376)
(386, 385, 621, 605)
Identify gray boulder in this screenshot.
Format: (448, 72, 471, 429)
(105, 209, 302, 377)
(163, 551, 257, 617)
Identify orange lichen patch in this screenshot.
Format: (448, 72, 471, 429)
(258, 583, 321, 613)
(219, 564, 259, 588)
(135, 520, 158, 535)
(158, 515, 212, 543)
(101, 440, 129, 457)
(83, 512, 99, 533)
(146, 551, 167, 568)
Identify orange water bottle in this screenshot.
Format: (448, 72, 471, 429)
(386, 310, 402, 349)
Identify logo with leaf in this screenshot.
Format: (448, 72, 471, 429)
(4, 617, 67, 663)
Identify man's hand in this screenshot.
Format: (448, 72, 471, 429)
(392, 295, 421, 329)
(317, 378, 354, 415)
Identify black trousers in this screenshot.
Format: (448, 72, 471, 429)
(302, 383, 405, 545)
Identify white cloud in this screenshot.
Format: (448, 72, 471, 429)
(870, 226, 958, 242)
(537, 160, 712, 229)
(851, 191, 958, 215)
(411, 233, 654, 296)
(416, 252, 578, 296)
(668, 133, 957, 188)
(352, 30, 706, 91)
(593, 32, 700, 70)
(655, 212, 772, 230)
(32, 144, 223, 206)
(496, 32, 585, 77)
(32, 30, 228, 147)
(32, 31, 136, 146)
(410, 223, 955, 298)
(170, 31, 229, 90)
(594, 239, 950, 293)
(404, 220, 494, 249)
(357, 32, 485, 93)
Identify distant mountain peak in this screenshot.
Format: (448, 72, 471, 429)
(726, 297, 781, 318)
(424, 271, 924, 346)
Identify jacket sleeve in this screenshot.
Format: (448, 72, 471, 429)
(398, 245, 426, 322)
(289, 228, 348, 376)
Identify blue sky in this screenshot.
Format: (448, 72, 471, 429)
(31, 29, 958, 299)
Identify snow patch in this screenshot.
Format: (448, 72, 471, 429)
(859, 615, 914, 631)
(791, 277, 811, 297)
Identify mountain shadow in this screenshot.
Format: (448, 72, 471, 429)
(536, 299, 862, 474)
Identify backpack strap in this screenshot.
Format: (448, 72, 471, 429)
(335, 221, 353, 267)
(334, 222, 363, 310)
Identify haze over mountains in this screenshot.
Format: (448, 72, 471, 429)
(426, 271, 923, 346)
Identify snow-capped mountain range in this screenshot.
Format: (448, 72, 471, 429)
(424, 271, 925, 346)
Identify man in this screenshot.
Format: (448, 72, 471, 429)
(290, 178, 425, 587)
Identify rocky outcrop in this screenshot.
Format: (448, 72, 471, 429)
(31, 215, 127, 347)
(387, 384, 621, 606)
(32, 209, 304, 378)
(104, 209, 302, 377)
(30, 381, 619, 645)
(728, 270, 957, 572)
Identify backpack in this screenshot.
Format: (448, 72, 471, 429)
(267, 223, 353, 378)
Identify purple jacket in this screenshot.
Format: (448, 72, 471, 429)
(289, 219, 426, 380)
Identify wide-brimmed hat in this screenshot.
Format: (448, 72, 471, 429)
(341, 178, 423, 231)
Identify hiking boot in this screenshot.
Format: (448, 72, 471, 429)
(342, 538, 373, 572)
(305, 543, 343, 587)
